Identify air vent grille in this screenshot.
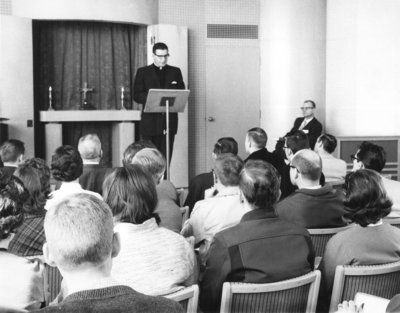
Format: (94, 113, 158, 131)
(207, 24, 258, 39)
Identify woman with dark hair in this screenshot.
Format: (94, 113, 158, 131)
(45, 145, 101, 210)
(103, 165, 195, 296)
(8, 158, 50, 256)
(320, 169, 400, 310)
(0, 175, 44, 310)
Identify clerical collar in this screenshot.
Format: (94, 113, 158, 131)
(153, 63, 165, 71)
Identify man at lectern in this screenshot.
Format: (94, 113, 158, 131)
(133, 42, 185, 161)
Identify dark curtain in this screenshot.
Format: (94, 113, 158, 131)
(33, 20, 147, 165)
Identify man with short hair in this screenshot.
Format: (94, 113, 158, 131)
(245, 127, 285, 171)
(181, 154, 248, 260)
(133, 42, 185, 161)
(280, 130, 311, 199)
(352, 141, 400, 217)
(0, 139, 25, 178)
(131, 148, 182, 233)
(199, 160, 314, 312)
(275, 150, 347, 228)
(184, 137, 239, 214)
(78, 134, 111, 194)
(35, 193, 182, 312)
(314, 134, 347, 182)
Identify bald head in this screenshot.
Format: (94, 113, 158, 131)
(291, 149, 322, 183)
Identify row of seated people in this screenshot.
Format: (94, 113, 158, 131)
(1, 122, 400, 312)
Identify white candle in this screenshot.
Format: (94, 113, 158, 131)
(49, 86, 52, 98)
(121, 87, 124, 100)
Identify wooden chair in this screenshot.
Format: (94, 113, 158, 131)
(43, 264, 63, 305)
(308, 225, 354, 257)
(329, 261, 400, 313)
(383, 217, 400, 229)
(220, 270, 321, 313)
(164, 285, 199, 313)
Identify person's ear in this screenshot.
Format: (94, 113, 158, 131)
(111, 232, 121, 258)
(43, 242, 57, 267)
(212, 152, 217, 160)
(18, 154, 24, 164)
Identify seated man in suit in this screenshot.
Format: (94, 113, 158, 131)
(275, 100, 323, 163)
(0, 139, 25, 178)
(36, 193, 182, 312)
(352, 141, 400, 217)
(184, 137, 238, 214)
(245, 127, 285, 172)
(131, 148, 182, 233)
(199, 160, 315, 313)
(275, 149, 347, 228)
(314, 134, 347, 183)
(78, 134, 110, 194)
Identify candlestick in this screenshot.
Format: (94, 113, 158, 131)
(48, 86, 53, 110)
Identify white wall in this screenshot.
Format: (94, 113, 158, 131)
(260, 0, 326, 151)
(12, 0, 158, 24)
(0, 15, 35, 158)
(326, 0, 400, 136)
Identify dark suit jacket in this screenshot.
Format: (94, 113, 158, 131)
(275, 185, 347, 228)
(133, 64, 185, 136)
(184, 171, 214, 215)
(288, 117, 323, 149)
(79, 164, 111, 195)
(245, 148, 286, 176)
(200, 209, 315, 312)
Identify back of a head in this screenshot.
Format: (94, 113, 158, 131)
(318, 134, 337, 154)
(0, 175, 28, 240)
(131, 148, 166, 182)
(78, 134, 102, 160)
(123, 140, 156, 166)
(44, 194, 114, 271)
(15, 159, 51, 214)
(357, 141, 386, 173)
(286, 130, 310, 154)
(247, 127, 268, 149)
(0, 139, 25, 163)
(214, 153, 243, 186)
(239, 160, 281, 210)
(103, 164, 159, 225)
(51, 145, 83, 182)
(292, 150, 322, 182)
(343, 169, 392, 226)
(213, 137, 238, 156)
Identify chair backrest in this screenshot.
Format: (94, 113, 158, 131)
(329, 261, 400, 313)
(164, 285, 199, 313)
(220, 270, 321, 313)
(43, 264, 63, 305)
(383, 218, 400, 229)
(308, 225, 354, 257)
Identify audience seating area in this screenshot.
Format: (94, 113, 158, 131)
(308, 225, 354, 257)
(164, 285, 199, 313)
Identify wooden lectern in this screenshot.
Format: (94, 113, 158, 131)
(145, 89, 189, 180)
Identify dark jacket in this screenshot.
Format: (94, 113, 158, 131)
(184, 171, 214, 215)
(133, 64, 185, 136)
(200, 208, 315, 312)
(245, 148, 286, 175)
(79, 164, 111, 195)
(288, 117, 323, 149)
(275, 184, 347, 228)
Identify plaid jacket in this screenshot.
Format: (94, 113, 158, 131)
(8, 209, 46, 257)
